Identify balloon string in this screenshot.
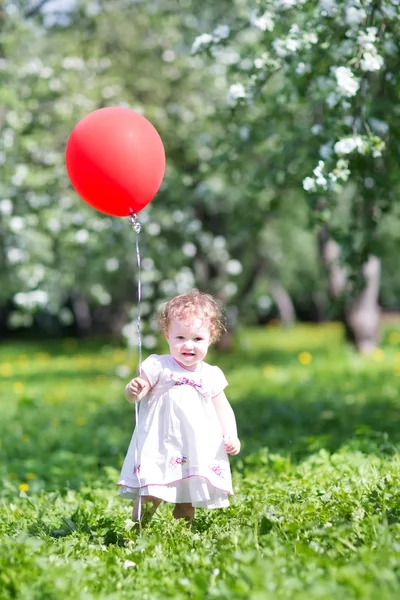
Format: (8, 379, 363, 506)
(128, 212, 143, 524)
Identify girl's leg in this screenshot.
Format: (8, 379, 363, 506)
(132, 495, 162, 521)
(173, 502, 195, 521)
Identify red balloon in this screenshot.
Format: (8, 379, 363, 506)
(65, 107, 166, 217)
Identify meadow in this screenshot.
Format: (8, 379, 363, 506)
(1, 324, 400, 599)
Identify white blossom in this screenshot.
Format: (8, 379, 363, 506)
(62, 57, 85, 70)
(345, 6, 366, 27)
(225, 259, 242, 276)
(75, 229, 89, 244)
(147, 222, 161, 236)
(105, 258, 119, 272)
(191, 33, 213, 54)
(358, 27, 378, 46)
(249, 10, 274, 32)
(213, 24, 230, 41)
(9, 216, 25, 232)
(91, 284, 111, 306)
(360, 52, 384, 72)
(227, 83, 247, 106)
(334, 136, 365, 155)
(334, 66, 359, 97)
(182, 242, 197, 257)
(0, 199, 13, 216)
(302, 176, 316, 191)
(11, 164, 29, 186)
(311, 124, 323, 135)
(14, 290, 48, 309)
(7, 248, 26, 264)
(123, 560, 136, 569)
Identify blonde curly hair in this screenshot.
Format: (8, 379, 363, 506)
(159, 289, 226, 343)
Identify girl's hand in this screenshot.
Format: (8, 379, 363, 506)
(125, 377, 150, 402)
(224, 436, 241, 456)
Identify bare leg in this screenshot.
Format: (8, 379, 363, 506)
(173, 502, 195, 522)
(132, 495, 162, 522)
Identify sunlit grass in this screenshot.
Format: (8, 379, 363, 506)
(1, 324, 400, 599)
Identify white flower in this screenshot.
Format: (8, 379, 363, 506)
(91, 284, 111, 306)
(0, 199, 13, 216)
(143, 335, 157, 349)
(249, 10, 274, 32)
(11, 164, 29, 186)
(191, 33, 213, 54)
(62, 57, 85, 70)
(334, 136, 364, 155)
(319, 0, 336, 16)
(311, 124, 323, 135)
(7, 248, 25, 264)
(147, 222, 161, 236)
(227, 83, 247, 106)
(360, 52, 384, 72)
(105, 258, 119, 272)
(286, 38, 301, 52)
(182, 242, 197, 258)
(226, 259, 243, 276)
(303, 177, 316, 191)
(115, 365, 130, 378)
(213, 24, 230, 41)
(9, 216, 25, 232)
(296, 62, 308, 75)
(345, 6, 366, 27)
(358, 27, 378, 46)
(14, 290, 48, 309)
(334, 66, 359, 97)
(123, 560, 136, 569)
(75, 229, 89, 244)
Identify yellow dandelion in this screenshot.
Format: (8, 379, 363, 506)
(0, 363, 13, 376)
(373, 348, 384, 361)
(389, 332, 400, 345)
(19, 483, 29, 492)
(76, 416, 87, 426)
(26, 473, 36, 480)
(263, 365, 276, 377)
(298, 351, 312, 365)
(13, 382, 25, 394)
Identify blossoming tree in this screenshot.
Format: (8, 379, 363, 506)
(193, 0, 400, 351)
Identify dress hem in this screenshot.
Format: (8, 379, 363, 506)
(117, 473, 234, 496)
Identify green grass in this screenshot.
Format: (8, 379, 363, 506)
(2, 324, 400, 599)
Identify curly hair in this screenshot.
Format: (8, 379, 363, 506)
(159, 289, 226, 343)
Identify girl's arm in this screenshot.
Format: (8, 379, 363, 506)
(125, 374, 151, 402)
(212, 391, 241, 455)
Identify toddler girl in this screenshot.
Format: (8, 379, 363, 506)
(117, 289, 240, 521)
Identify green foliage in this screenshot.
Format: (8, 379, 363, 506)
(2, 324, 400, 598)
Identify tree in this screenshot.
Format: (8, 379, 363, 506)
(194, 0, 400, 351)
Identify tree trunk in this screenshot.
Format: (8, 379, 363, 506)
(318, 230, 381, 353)
(268, 279, 296, 326)
(344, 256, 381, 353)
(71, 292, 92, 337)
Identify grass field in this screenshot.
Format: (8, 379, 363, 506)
(1, 324, 400, 599)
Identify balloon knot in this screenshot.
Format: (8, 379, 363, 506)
(128, 213, 142, 234)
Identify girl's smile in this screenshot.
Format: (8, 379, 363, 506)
(167, 317, 211, 371)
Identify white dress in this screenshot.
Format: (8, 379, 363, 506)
(118, 354, 233, 508)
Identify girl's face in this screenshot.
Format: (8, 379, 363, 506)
(166, 317, 211, 371)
